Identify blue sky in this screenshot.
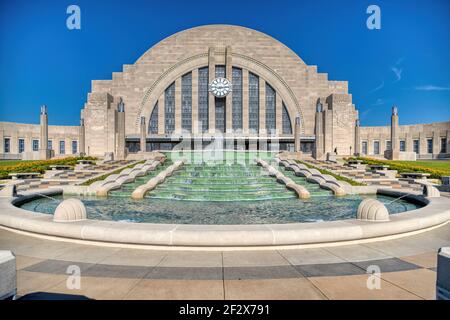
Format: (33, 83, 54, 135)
(0, 0, 449, 126)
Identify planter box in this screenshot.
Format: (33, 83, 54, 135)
(0, 251, 16, 300)
(437, 247, 450, 300)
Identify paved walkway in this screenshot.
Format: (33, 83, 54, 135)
(1, 223, 449, 300)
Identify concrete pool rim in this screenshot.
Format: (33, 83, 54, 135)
(1, 188, 450, 249)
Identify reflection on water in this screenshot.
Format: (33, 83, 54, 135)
(21, 194, 420, 225)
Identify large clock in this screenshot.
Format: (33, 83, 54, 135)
(209, 77, 232, 97)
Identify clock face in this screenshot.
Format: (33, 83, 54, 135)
(209, 77, 232, 97)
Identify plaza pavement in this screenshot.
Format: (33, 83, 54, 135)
(1, 221, 449, 300)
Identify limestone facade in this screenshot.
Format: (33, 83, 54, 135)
(81, 25, 355, 156)
(0, 25, 449, 160)
(0, 122, 79, 160)
(359, 121, 450, 159)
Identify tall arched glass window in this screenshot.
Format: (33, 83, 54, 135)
(215, 65, 226, 133)
(149, 102, 158, 134)
(181, 72, 192, 133)
(165, 82, 175, 134)
(265, 83, 276, 133)
(282, 103, 292, 134)
(248, 72, 259, 133)
(232, 67, 242, 131)
(198, 67, 209, 133)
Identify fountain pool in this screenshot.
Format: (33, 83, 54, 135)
(19, 151, 422, 225)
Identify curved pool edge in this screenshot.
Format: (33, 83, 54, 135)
(1, 187, 450, 249)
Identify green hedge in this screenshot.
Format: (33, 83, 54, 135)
(0, 156, 97, 179)
(347, 157, 448, 179)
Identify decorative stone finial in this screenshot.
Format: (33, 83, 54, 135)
(40, 105, 48, 115)
(392, 106, 398, 115)
(357, 198, 390, 221)
(80, 118, 84, 126)
(356, 119, 360, 127)
(53, 198, 87, 222)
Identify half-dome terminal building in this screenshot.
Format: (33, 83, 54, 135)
(1, 25, 449, 160)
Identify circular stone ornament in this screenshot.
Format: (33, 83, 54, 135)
(357, 198, 389, 222)
(209, 77, 232, 97)
(53, 198, 87, 222)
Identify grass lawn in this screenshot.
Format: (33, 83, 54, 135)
(0, 157, 97, 179)
(0, 160, 32, 167)
(389, 160, 450, 173)
(354, 157, 450, 179)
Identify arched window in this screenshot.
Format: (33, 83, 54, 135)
(265, 83, 276, 133)
(248, 72, 259, 133)
(198, 67, 209, 133)
(165, 82, 175, 134)
(282, 103, 292, 134)
(232, 67, 243, 131)
(181, 72, 192, 133)
(149, 102, 158, 134)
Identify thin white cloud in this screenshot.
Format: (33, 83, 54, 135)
(391, 66, 402, 82)
(414, 85, 450, 91)
(372, 98, 386, 106)
(391, 57, 404, 82)
(368, 80, 385, 94)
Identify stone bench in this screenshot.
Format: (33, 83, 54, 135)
(400, 172, 430, 179)
(369, 164, 390, 171)
(77, 160, 95, 165)
(346, 160, 366, 170)
(8, 172, 40, 180)
(49, 165, 72, 171)
(347, 160, 363, 165)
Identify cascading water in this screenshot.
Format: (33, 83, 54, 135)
(20, 152, 422, 224)
(147, 161, 296, 201)
(108, 152, 333, 201)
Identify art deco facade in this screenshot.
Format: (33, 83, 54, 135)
(0, 25, 449, 160)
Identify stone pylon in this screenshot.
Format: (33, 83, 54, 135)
(140, 116, 146, 153)
(39, 105, 50, 160)
(390, 106, 399, 160)
(354, 119, 361, 156)
(116, 99, 126, 160)
(294, 115, 302, 153)
(313, 102, 324, 159)
(79, 118, 85, 156)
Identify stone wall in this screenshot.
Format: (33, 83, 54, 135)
(0, 122, 80, 159)
(359, 121, 450, 159)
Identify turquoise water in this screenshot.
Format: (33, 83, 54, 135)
(20, 194, 420, 224)
(112, 151, 292, 201)
(18, 151, 422, 224)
